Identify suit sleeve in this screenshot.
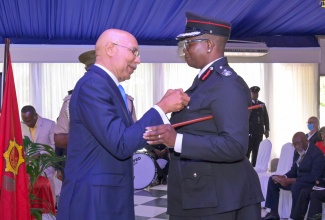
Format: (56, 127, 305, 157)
(285, 152, 299, 178)
(75, 76, 163, 160)
(286, 147, 325, 184)
(296, 149, 325, 183)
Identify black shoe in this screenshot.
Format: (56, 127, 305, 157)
(263, 211, 280, 220)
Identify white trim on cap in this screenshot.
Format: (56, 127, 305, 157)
(176, 31, 202, 39)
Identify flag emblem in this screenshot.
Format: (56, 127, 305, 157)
(3, 140, 25, 175)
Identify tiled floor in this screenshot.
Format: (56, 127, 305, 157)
(134, 184, 169, 220)
(134, 184, 290, 220)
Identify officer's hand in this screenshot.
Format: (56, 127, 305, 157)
(265, 130, 269, 138)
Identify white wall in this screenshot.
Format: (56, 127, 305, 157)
(0, 44, 322, 64)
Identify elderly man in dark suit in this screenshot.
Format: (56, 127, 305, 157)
(56, 29, 190, 220)
(143, 12, 264, 220)
(263, 132, 325, 220)
(247, 86, 270, 167)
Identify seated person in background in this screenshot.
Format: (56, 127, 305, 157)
(316, 126, 325, 154)
(291, 172, 325, 220)
(145, 144, 170, 185)
(306, 116, 321, 144)
(263, 132, 325, 220)
(305, 181, 325, 220)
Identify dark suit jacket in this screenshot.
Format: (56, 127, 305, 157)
(249, 100, 269, 135)
(307, 131, 321, 145)
(57, 65, 163, 220)
(167, 57, 264, 217)
(285, 143, 325, 184)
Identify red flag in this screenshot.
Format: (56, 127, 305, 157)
(0, 52, 31, 219)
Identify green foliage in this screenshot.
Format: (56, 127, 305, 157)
(23, 136, 66, 219)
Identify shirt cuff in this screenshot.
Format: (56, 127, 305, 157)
(153, 105, 170, 124)
(174, 133, 183, 153)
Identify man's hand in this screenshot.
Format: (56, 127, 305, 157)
(144, 124, 176, 147)
(272, 175, 294, 187)
(156, 89, 190, 114)
(56, 170, 63, 181)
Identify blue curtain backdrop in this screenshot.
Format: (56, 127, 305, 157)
(0, 0, 324, 46)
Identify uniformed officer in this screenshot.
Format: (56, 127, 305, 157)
(246, 86, 270, 167)
(143, 11, 264, 220)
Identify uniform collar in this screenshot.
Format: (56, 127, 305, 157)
(198, 57, 223, 78)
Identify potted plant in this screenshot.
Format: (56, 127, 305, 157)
(23, 136, 66, 220)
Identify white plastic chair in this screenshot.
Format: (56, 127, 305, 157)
(258, 142, 295, 207)
(254, 139, 272, 173)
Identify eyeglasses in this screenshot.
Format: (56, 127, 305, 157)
(112, 42, 140, 58)
(183, 39, 209, 51)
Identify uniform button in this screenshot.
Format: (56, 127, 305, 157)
(219, 66, 223, 69)
(186, 106, 190, 109)
(193, 173, 197, 177)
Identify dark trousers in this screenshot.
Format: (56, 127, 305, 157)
(247, 134, 263, 167)
(292, 188, 325, 220)
(169, 203, 261, 220)
(265, 177, 313, 215)
(308, 190, 325, 219)
(291, 188, 313, 220)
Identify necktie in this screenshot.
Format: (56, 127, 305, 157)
(297, 153, 305, 166)
(118, 85, 128, 108)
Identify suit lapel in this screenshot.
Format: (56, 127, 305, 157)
(89, 65, 133, 126)
(34, 116, 42, 142)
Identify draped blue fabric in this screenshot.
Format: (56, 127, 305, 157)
(0, 0, 324, 46)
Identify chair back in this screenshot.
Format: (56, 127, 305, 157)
(254, 139, 272, 173)
(276, 142, 295, 174)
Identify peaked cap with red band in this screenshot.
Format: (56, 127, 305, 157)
(176, 12, 231, 40)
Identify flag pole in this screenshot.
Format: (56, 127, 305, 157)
(1, 38, 10, 110)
